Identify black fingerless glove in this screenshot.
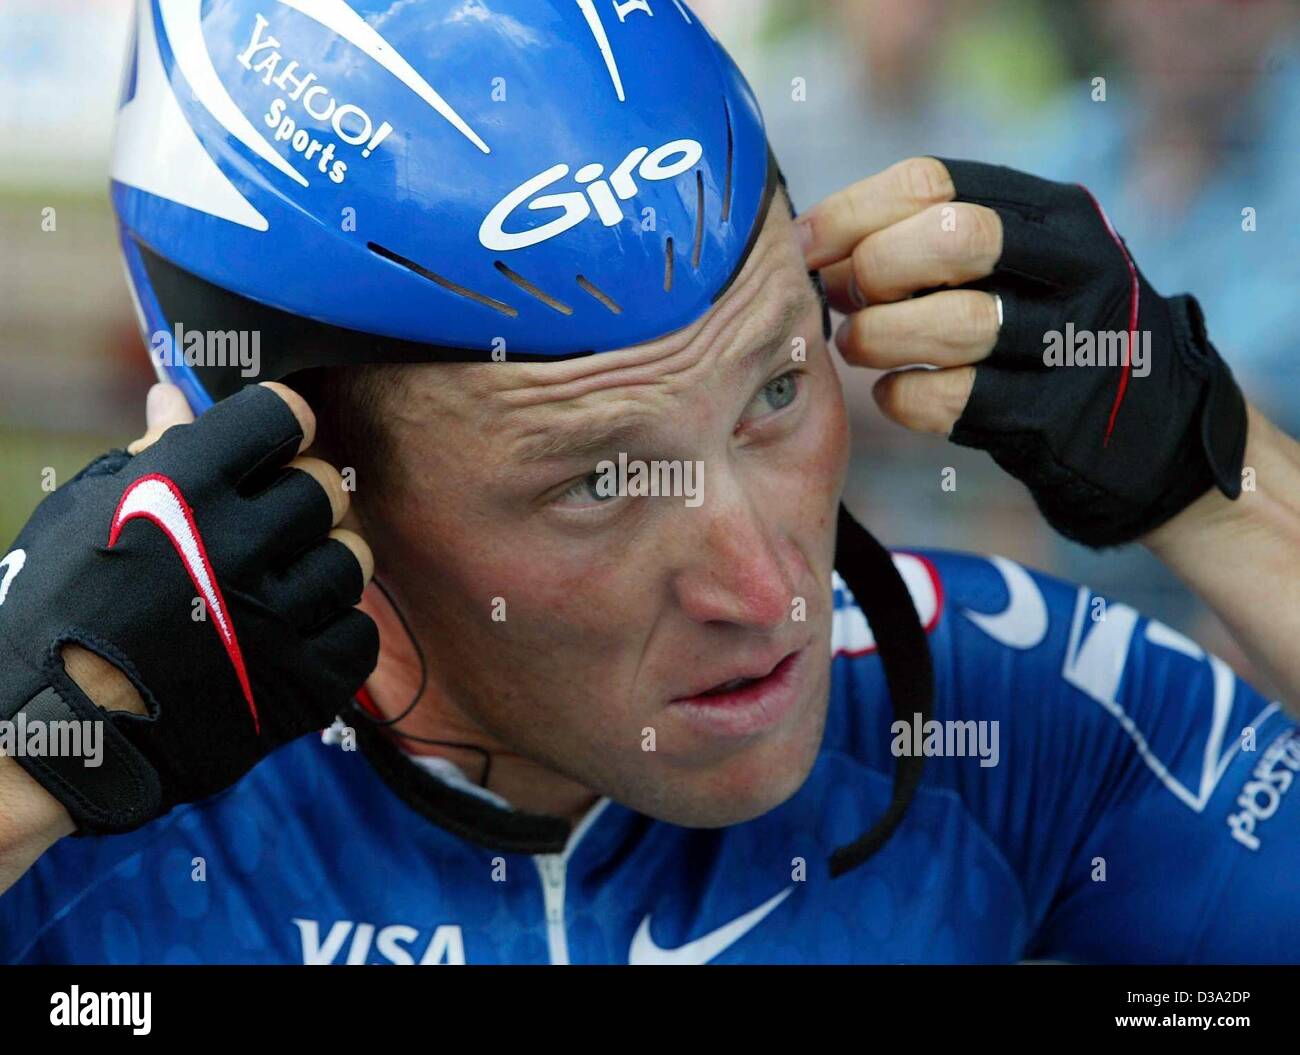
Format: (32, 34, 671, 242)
(0, 385, 379, 833)
(936, 159, 1247, 547)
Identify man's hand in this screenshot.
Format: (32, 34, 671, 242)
(62, 384, 375, 717)
(0, 381, 379, 837)
(799, 157, 1300, 707)
(796, 156, 1247, 548)
(797, 157, 990, 434)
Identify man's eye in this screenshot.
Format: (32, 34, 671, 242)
(555, 470, 619, 508)
(745, 371, 801, 421)
(763, 373, 799, 411)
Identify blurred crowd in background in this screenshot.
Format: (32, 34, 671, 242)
(2, 0, 1296, 694)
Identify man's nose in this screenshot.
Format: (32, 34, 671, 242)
(672, 501, 794, 632)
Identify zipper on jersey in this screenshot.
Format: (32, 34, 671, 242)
(534, 854, 570, 965)
(531, 798, 612, 966)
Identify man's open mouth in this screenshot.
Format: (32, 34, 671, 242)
(689, 652, 798, 700)
(668, 649, 806, 737)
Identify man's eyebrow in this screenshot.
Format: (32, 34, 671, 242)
(517, 418, 655, 464)
(516, 285, 817, 465)
(734, 288, 815, 375)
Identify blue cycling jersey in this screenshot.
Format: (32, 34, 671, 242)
(3, 549, 1297, 964)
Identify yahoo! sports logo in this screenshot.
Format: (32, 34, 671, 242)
(480, 139, 704, 252)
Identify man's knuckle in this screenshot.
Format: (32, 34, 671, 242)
(897, 380, 924, 420)
(829, 190, 855, 233)
(957, 292, 997, 338)
(963, 205, 1001, 262)
(852, 310, 879, 349)
(878, 375, 910, 418)
(852, 239, 882, 298)
(900, 157, 954, 208)
(944, 204, 981, 255)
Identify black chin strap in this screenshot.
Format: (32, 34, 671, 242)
(828, 504, 935, 877)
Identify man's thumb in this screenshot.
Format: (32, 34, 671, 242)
(128, 383, 196, 454)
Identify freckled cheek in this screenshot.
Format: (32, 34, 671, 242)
(784, 382, 851, 517)
(481, 541, 641, 647)
(815, 389, 851, 482)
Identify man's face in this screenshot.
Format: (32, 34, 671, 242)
(368, 195, 849, 826)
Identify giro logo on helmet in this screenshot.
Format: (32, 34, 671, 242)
(479, 139, 704, 252)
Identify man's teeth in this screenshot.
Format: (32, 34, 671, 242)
(709, 677, 752, 694)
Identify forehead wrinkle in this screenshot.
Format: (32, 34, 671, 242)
(471, 191, 816, 462)
(500, 278, 810, 467)
(494, 334, 705, 411)
(509, 397, 659, 464)
(488, 253, 812, 420)
(485, 189, 806, 407)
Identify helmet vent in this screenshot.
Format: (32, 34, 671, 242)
(576, 276, 622, 314)
(368, 242, 518, 317)
(722, 103, 734, 223)
(493, 261, 574, 315)
(664, 237, 675, 292)
(691, 170, 705, 270)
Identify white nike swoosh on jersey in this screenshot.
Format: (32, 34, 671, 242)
(961, 555, 1048, 650)
(109, 473, 260, 732)
(629, 887, 793, 965)
(0, 548, 25, 605)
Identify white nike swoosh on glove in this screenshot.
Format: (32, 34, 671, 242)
(0, 549, 25, 606)
(110, 473, 259, 732)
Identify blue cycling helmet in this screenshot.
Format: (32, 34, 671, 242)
(111, 0, 776, 410)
